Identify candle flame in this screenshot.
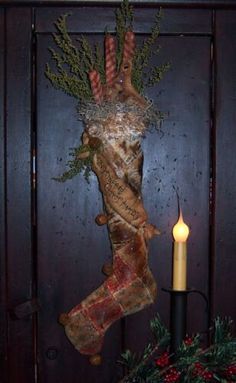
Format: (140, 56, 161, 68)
(173, 210, 190, 242)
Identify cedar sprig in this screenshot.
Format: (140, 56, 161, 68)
(132, 10, 168, 93)
(52, 14, 87, 78)
(94, 43, 106, 84)
(77, 35, 94, 72)
(46, 2, 169, 103)
(147, 62, 171, 87)
(115, 0, 134, 69)
(45, 14, 93, 102)
(53, 144, 99, 183)
(45, 66, 91, 100)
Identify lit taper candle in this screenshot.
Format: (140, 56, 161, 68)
(172, 210, 190, 290)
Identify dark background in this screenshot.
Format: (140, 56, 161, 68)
(0, 1, 236, 382)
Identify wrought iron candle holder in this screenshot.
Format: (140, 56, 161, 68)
(162, 288, 209, 357)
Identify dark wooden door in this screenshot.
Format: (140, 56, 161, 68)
(1, 3, 236, 383)
(0, 8, 35, 383)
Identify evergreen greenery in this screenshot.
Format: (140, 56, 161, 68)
(118, 316, 236, 383)
(53, 142, 100, 183)
(132, 10, 170, 92)
(94, 43, 106, 84)
(115, 0, 134, 69)
(45, 0, 169, 102)
(45, 13, 93, 101)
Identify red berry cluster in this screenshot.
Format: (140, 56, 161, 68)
(193, 362, 213, 381)
(184, 336, 193, 346)
(155, 352, 169, 368)
(164, 367, 180, 383)
(226, 364, 236, 379)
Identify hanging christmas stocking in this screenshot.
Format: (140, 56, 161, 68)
(59, 31, 159, 358)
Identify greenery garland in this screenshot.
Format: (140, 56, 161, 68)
(118, 316, 236, 383)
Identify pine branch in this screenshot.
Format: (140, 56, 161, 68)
(118, 315, 170, 383)
(118, 344, 160, 383)
(150, 314, 171, 347)
(119, 317, 236, 383)
(213, 316, 234, 344)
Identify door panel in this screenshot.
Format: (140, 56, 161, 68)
(35, 7, 212, 34)
(3, 7, 35, 383)
(125, 34, 211, 352)
(214, 10, 236, 320)
(0, 8, 7, 382)
(1, 3, 236, 383)
(36, 31, 123, 382)
(36, 6, 211, 382)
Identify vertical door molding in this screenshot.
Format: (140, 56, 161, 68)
(4, 7, 35, 383)
(213, 10, 236, 320)
(0, 8, 7, 383)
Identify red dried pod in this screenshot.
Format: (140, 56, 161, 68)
(105, 35, 116, 86)
(89, 70, 103, 104)
(122, 31, 136, 63)
(95, 214, 108, 225)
